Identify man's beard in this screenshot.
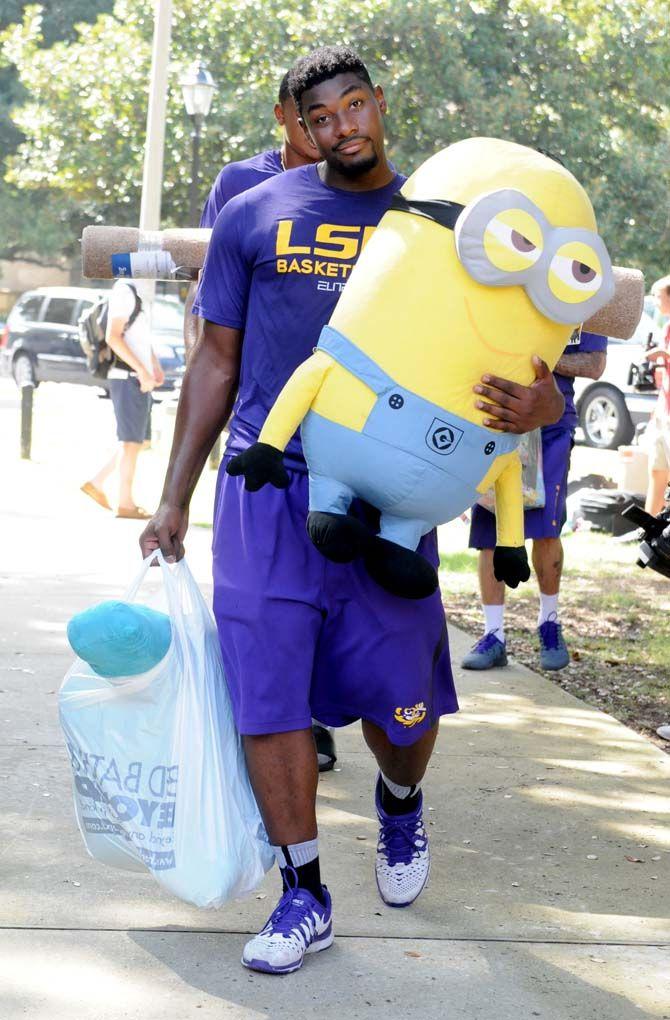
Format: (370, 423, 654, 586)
(326, 147, 379, 178)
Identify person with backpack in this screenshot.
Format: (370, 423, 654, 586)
(80, 279, 164, 519)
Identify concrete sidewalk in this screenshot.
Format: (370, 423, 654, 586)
(1, 385, 669, 1018)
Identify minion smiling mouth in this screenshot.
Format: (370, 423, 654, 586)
(463, 296, 527, 359)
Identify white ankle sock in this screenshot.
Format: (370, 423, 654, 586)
(538, 594, 559, 626)
(483, 604, 505, 643)
(381, 772, 420, 800)
(272, 838, 319, 869)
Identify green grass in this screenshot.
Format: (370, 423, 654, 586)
(439, 550, 478, 574)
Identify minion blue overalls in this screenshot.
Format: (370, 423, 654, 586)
(301, 325, 520, 550)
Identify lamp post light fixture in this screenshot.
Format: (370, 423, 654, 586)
(180, 60, 216, 226)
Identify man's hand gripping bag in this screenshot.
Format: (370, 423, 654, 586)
(228, 138, 629, 599)
(58, 551, 273, 907)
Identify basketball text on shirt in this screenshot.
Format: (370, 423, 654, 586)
(275, 219, 376, 287)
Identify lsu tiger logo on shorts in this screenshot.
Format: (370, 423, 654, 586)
(394, 702, 428, 728)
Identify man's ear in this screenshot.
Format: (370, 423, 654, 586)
(273, 102, 285, 127)
(297, 115, 314, 147)
(374, 84, 387, 115)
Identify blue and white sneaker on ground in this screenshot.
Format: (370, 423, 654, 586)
(538, 614, 570, 671)
(375, 775, 430, 908)
(242, 872, 333, 974)
(460, 630, 508, 670)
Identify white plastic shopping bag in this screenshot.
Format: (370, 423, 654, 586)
(477, 427, 546, 512)
(59, 550, 273, 907)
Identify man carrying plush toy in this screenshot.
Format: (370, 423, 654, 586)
(140, 45, 565, 975)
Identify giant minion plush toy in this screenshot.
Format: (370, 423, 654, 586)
(228, 138, 617, 599)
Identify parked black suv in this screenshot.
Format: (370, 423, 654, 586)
(0, 286, 185, 391)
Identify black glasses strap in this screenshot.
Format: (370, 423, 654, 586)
(390, 193, 464, 231)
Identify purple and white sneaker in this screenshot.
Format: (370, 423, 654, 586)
(538, 614, 569, 671)
(461, 630, 508, 670)
(375, 776, 430, 907)
(242, 872, 333, 974)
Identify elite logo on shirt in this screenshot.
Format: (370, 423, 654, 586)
(394, 702, 428, 728)
(275, 220, 376, 291)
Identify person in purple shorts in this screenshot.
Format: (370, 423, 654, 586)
(464, 327, 607, 672)
(141, 45, 564, 975)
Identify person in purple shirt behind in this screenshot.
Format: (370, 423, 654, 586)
(464, 327, 607, 672)
(141, 46, 565, 976)
(183, 68, 319, 356)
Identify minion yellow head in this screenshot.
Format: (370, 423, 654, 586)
(400, 137, 614, 360)
(330, 137, 614, 420)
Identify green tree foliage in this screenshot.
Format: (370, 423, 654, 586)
(2, 0, 669, 279)
(0, 1, 115, 152)
(0, 1, 115, 263)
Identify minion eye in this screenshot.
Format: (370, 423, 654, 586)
(572, 261, 597, 284)
(511, 230, 536, 254)
(548, 241, 603, 304)
(483, 209, 544, 274)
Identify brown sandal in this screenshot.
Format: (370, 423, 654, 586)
(80, 482, 112, 511)
(115, 505, 153, 520)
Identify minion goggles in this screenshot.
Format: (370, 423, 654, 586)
(390, 189, 615, 325)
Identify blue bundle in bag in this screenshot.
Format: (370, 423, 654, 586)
(67, 601, 172, 678)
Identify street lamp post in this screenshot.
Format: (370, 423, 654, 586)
(180, 60, 219, 466)
(180, 61, 216, 227)
(189, 116, 201, 229)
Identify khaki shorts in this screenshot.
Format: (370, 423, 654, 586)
(646, 416, 670, 472)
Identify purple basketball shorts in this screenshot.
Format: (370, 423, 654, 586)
(211, 458, 458, 745)
(469, 425, 574, 548)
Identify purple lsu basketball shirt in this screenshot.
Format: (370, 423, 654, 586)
(193, 163, 406, 467)
(554, 328, 608, 429)
(199, 149, 283, 228)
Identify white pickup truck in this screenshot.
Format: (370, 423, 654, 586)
(574, 305, 663, 449)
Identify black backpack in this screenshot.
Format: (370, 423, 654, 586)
(78, 285, 142, 379)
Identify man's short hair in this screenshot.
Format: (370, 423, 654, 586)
(278, 71, 291, 106)
(288, 45, 373, 116)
